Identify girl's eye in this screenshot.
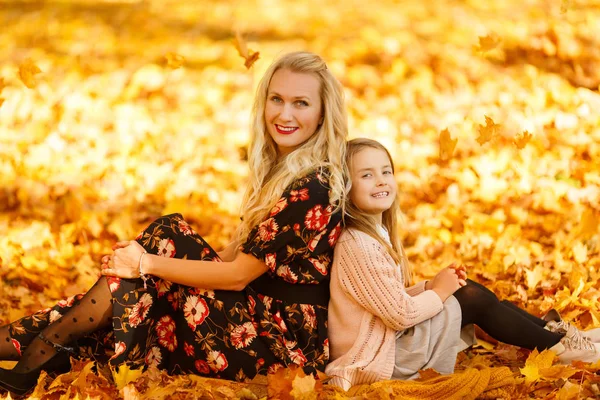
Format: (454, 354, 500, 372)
(361, 173, 372, 178)
(383, 170, 393, 175)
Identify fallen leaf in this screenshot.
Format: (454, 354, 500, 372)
(290, 374, 317, 399)
(520, 349, 556, 383)
(439, 128, 458, 161)
(233, 31, 260, 69)
(514, 130, 532, 149)
(474, 33, 502, 52)
(477, 115, 501, 145)
(18, 58, 42, 88)
(112, 364, 144, 390)
(164, 52, 185, 69)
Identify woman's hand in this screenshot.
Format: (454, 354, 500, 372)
(101, 241, 147, 279)
(430, 263, 467, 302)
(100, 241, 132, 268)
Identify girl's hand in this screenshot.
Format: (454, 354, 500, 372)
(101, 241, 147, 279)
(449, 263, 468, 286)
(430, 265, 463, 302)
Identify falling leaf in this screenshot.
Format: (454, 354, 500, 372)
(514, 130, 532, 149)
(439, 128, 458, 161)
(520, 349, 556, 383)
(18, 58, 42, 88)
(473, 33, 502, 52)
(164, 52, 185, 69)
(477, 115, 501, 145)
(233, 31, 260, 69)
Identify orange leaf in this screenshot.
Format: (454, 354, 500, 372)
(439, 128, 457, 161)
(473, 33, 501, 53)
(18, 58, 42, 89)
(417, 368, 441, 381)
(513, 130, 532, 149)
(164, 52, 185, 69)
(0, 77, 6, 93)
(0, 98, 4, 108)
(233, 31, 260, 69)
(477, 115, 501, 145)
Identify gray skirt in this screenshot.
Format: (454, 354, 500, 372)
(392, 295, 476, 380)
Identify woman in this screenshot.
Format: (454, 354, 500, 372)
(0, 51, 348, 395)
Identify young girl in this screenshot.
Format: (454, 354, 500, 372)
(0, 51, 348, 395)
(326, 138, 600, 390)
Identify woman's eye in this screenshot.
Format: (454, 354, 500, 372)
(296, 100, 309, 106)
(271, 96, 282, 103)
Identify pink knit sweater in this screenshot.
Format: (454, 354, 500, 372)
(326, 229, 444, 390)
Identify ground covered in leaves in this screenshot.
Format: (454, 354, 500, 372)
(1, 0, 600, 398)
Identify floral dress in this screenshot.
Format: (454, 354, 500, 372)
(5, 169, 343, 381)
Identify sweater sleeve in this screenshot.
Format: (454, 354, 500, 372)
(405, 280, 428, 296)
(335, 231, 444, 331)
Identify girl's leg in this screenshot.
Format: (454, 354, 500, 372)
(453, 281, 563, 350)
(10, 276, 113, 373)
(466, 279, 547, 327)
(0, 327, 19, 360)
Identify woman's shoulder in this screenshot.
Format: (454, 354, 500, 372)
(286, 167, 332, 195)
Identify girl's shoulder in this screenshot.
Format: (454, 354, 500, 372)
(338, 228, 384, 249)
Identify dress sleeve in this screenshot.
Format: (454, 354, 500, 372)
(240, 172, 337, 271)
(334, 231, 444, 331)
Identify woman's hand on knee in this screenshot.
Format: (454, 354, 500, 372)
(101, 241, 146, 279)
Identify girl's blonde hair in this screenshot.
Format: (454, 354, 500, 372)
(237, 51, 348, 243)
(345, 138, 412, 286)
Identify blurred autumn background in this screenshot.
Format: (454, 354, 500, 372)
(1, 0, 600, 398)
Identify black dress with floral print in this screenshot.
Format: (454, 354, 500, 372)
(5, 169, 342, 381)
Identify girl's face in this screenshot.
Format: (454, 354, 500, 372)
(264, 68, 323, 157)
(349, 147, 397, 222)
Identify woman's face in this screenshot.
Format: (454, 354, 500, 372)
(264, 68, 323, 157)
(349, 147, 397, 222)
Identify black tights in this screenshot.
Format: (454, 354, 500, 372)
(7, 277, 113, 373)
(454, 279, 563, 350)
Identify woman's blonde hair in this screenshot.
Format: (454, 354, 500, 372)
(345, 138, 412, 286)
(237, 51, 348, 243)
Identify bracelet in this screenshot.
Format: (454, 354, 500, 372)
(138, 251, 149, 289)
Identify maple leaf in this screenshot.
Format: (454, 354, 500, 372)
(520, 348, 556, 383)
(290, 374, 317, 400)
(164, 52, 185, 69)
(513, 130, 532, 149)
(111, 364, 144, 390)
(18, 58, 42, 88)
(477, 115, 501, 145)
(439, 128, 457, 161)
(473, 33, 501, 52)
(233, 31, 260, 69)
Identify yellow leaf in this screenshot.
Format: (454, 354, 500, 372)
(164, 52, 185, 69)
(539, 365, 578, 380)
(233, 31, 260, 69)
(513, 130, 532, 149)
(111, 364, 144, 390)
(290, 374, 317, 400)
(473, 33, 502, 53)
(477, 115, 501, 145)
(18, 58, 42, 89)
(439, 128, 457, 161)
(572, 242, 588, 263)
(520, 349, 556, 383)
(525, 265, 544, 289)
